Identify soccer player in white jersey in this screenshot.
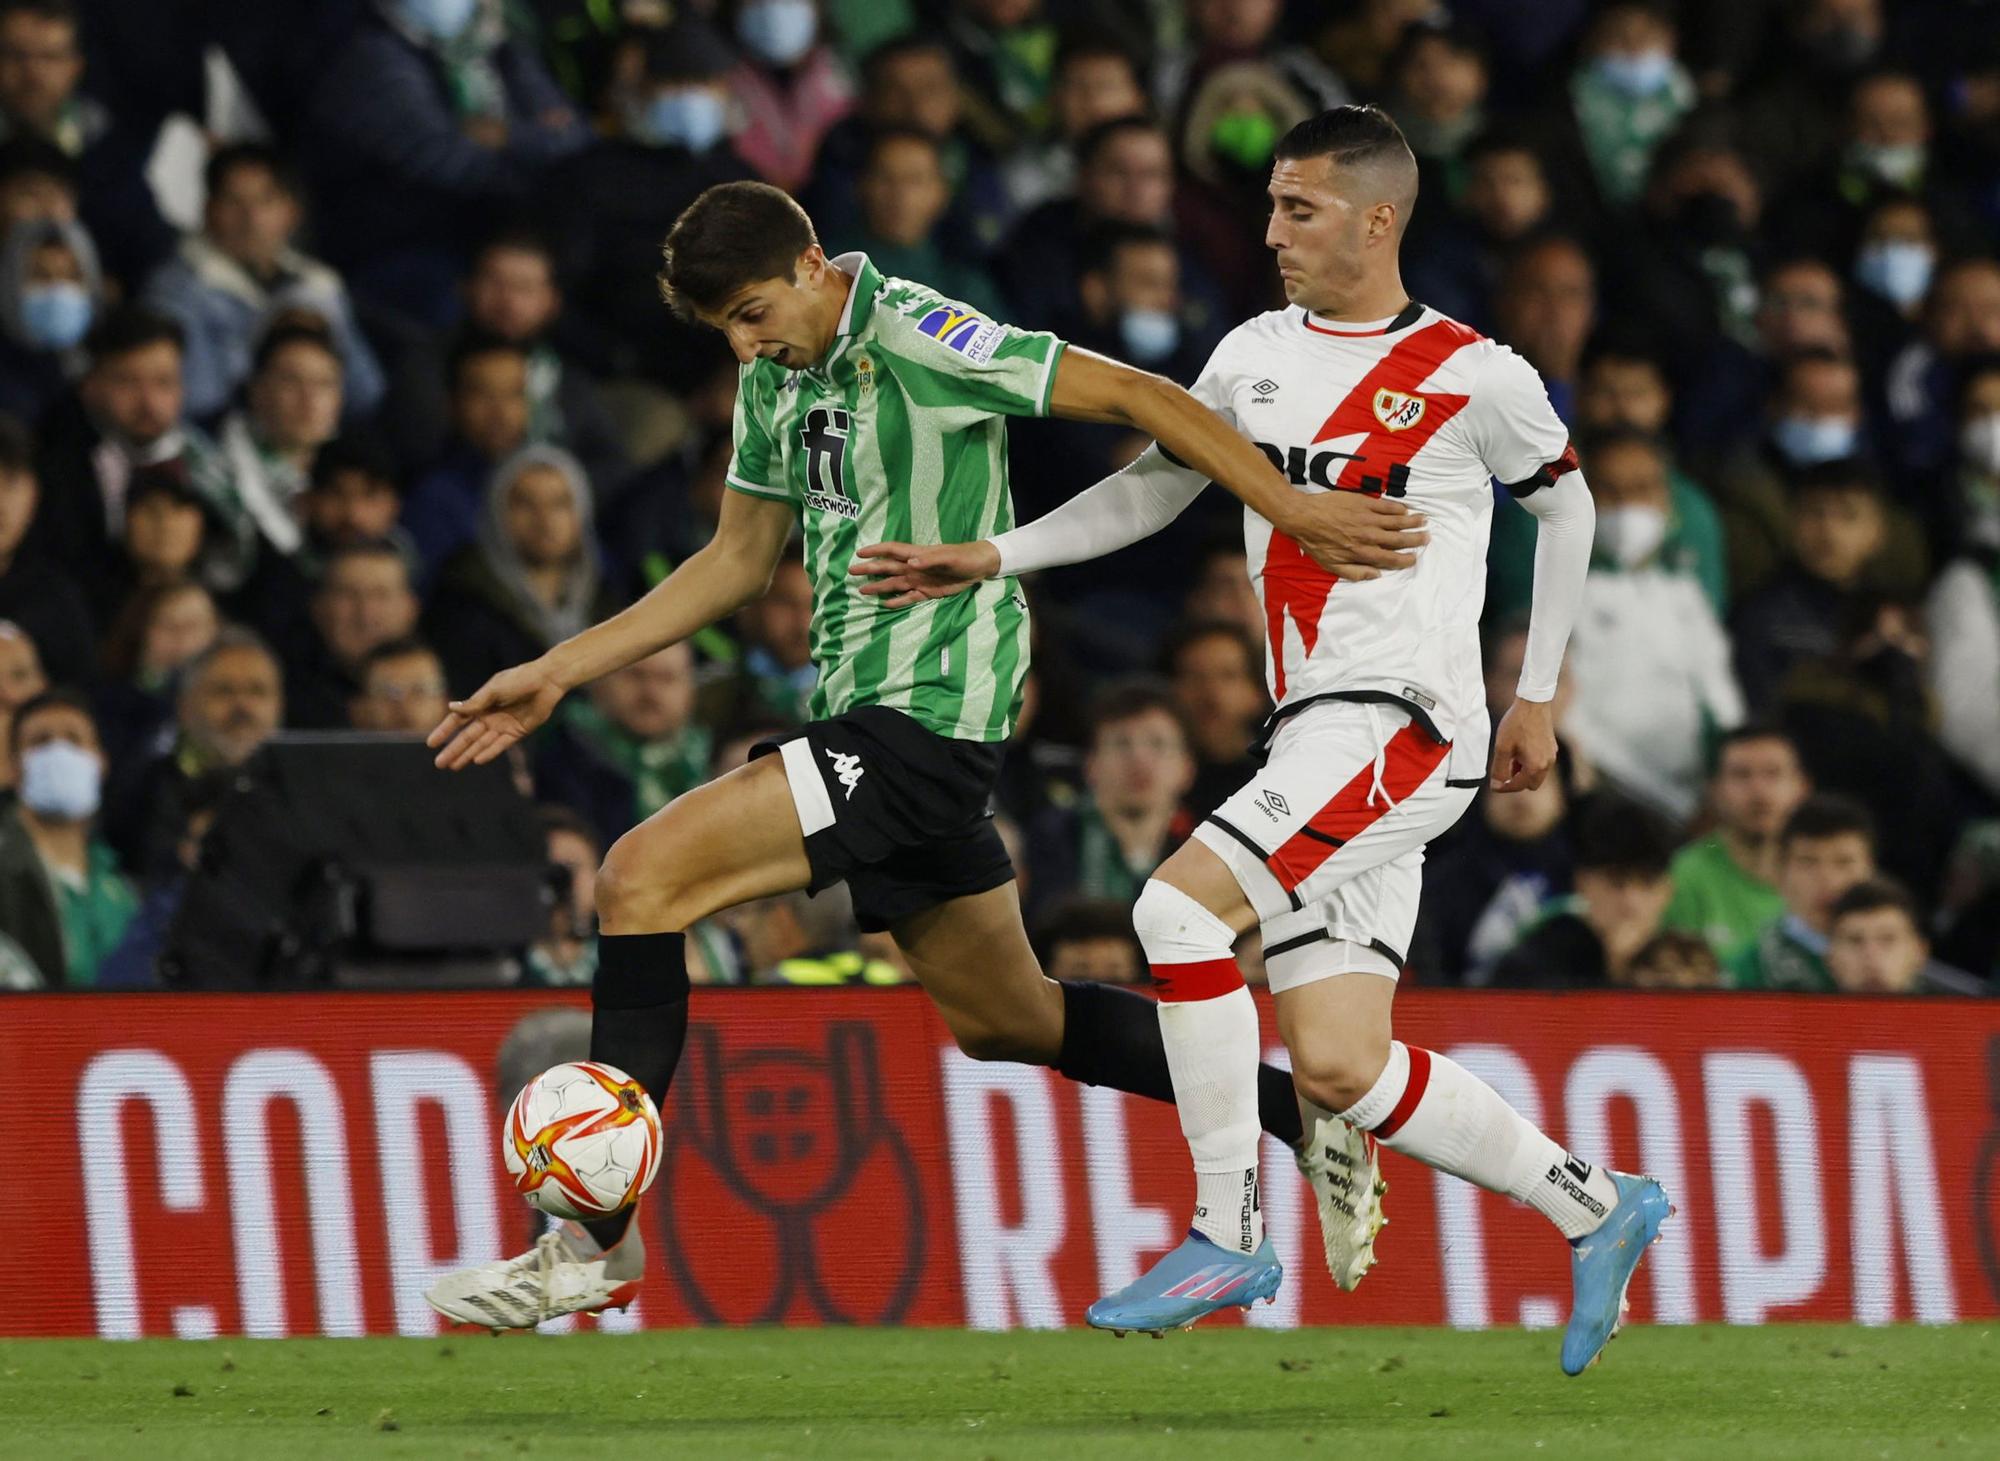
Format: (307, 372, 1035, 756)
(854, 106, 1669, 1374)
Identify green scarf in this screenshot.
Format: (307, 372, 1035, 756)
(562, 697, 712, 826)
(1075, 799, 1164, 906)
(1570, 65, 1695, 207)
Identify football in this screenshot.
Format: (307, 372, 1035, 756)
(503, 1061, 663, 1220)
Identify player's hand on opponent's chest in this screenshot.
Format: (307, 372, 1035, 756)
(1279, 490, 1428, 580)
(848, 539, 1002, 609)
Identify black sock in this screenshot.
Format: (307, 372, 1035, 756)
(581, 930, 690, 1249)
(1055, 980, 1303, 1147)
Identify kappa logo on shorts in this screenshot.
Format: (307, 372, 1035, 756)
(825, 749, 865, 800)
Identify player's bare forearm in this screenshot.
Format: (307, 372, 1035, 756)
(1045, 348, 1425, 575)
(544, 491, 793, 690)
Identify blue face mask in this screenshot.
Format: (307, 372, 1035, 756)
(1774, 414, 1861, 466)
(1118, 308, 1180, 365)
(19, 739, 102, 821)
(637, 89, 728, 152)
(737, 0, 818, 67)
(394, 0, 479, 42)
(1854, 240, 1934, 309)
(1593, 49, 1675, 98)
(20, 280, 90, 350)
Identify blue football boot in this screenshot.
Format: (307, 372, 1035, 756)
(1085, 1231, 1282, 1335)
(1562, 1171, 1672, 1375)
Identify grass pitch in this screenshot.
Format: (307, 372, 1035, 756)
(2, 1324, 1995, 1460)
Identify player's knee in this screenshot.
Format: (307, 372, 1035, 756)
(1290, 1039, 1392, 1116)
(595, 834, 696, 933)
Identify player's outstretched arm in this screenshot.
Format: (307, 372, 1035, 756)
(429, 490, 795, 769)
(1045, 347, 1427, 578)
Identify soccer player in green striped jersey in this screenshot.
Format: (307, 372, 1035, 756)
(420, 182, 1425, 1329)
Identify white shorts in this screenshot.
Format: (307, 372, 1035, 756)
(1192, 698, 1480, 992)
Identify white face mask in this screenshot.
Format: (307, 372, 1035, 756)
(1595, 503, 1668, 568)
(1961, 413, 2000, 475)
(18, 738, 102, 821)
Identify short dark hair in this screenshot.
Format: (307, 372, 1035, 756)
(86, 304, 183, 367)
(1076, 115, 1165, 170)
(9, 684, 94, 760)
(1031, 895, 1145, 970)
(1274, 104, 1413, 170)
(658, 181, 818, 322)
(0, 410, 31, 478)
(359, 635, 439, 678)
(1787, 456, 1884, 501)
(1162, 618, 1259, 679)
(860, 35, 951, 85)
(309, 433, 398, 494)
(1055, 27, 1142, 82)
(1086, 676, 1187, 747)
(203, 141, 298, 203)
(1080, 220, 1175, 277)
(472, 225, 557, 276)
(1830, 876, 1921, 930)
(861, 124, 942, 170)
(1571, 793, 1675, 879)
(1712, 723, 1800, 769)
(251, 320, 338, 377)
(447, 331, 526, 389)
(1781, 793, 1876, 853)
(1576, 423, 1666, 462)
(317, 539, 412, 589)
(0, 1, 78, 31)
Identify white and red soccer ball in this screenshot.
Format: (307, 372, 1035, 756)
(503, 1061, 663, 1220)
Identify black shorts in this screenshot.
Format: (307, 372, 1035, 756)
(751, 705, 1014, 932)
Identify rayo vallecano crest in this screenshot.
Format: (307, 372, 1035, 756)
(1373, 389, 1426, 432)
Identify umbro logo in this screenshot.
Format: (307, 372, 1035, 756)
(1251, 378, 1280, 402)
(1253, 789, 1290, 821)
(826, 749, 865, 800)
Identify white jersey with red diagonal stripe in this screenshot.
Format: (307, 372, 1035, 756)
(1190, 301, 1573, 780)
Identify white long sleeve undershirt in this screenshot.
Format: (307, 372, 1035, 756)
(1512, 469, 1594, 703)
(988, 444, 1206, 576)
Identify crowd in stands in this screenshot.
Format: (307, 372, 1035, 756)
(0, 0, 1996, 997)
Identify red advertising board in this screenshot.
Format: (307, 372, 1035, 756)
(2, 989, 1995, 1337)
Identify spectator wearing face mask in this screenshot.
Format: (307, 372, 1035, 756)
(1491, 341, 1729, 621)
(1732, 0, 1894, 199)
(1825, 877, 1986, 995)
(143, 143, 386, 423)
(1848, 193, 1939, 353)
(843, 127, 1004, 319)
(0, 687, 135, 986)
(0, 0, 172, 286)
(1677, 256, 1855, 462)
(1537, 0, 1696, 219)
(0, 414, 90, 684)
(0, 214, 96, 420)
(724, 0, 854, 193)
(557, 17, 754, 387)
(1885, 258, 2000, 479)
(423, 445, 614, 694)
(306, 0, 587, 324)
(1559, 427, 1744, 823)
(1710, 352, 1926, 601)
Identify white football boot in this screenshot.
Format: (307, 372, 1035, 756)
(425, 1218, 645, 1329)
(1294, 1100, 1388, 1291)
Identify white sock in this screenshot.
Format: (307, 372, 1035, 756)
(1339, 1041, 1620, 1240)
(1133, 879, 1263, 1254)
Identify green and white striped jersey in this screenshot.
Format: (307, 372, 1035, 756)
(725, 253, 1066, 742)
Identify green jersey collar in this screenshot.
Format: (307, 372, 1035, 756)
(828, 251, 882, 342)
